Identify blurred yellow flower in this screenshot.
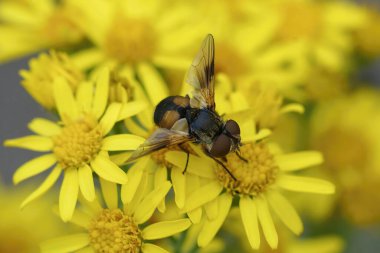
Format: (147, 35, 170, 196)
(274, 0, 366, 71)
(40, 178, 191, 253)
(0, 0, 84, 62)
(4, 69, 146, 221)
(69, 0, 197, 71)
(311, 88, 380, 225)
(355, 8, 380, 57)
(0, 179, 70, 253)
(20, 50, 84, 110)
(166, 122, 334, 250)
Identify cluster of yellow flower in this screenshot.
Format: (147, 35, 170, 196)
(2, 0, 380, 252)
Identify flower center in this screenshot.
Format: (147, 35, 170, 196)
(21, 50, 83, 110)
(215, 43, 248, 78)
(104, 17, 156, 63)
(277, 2, 321, 41)
(41, 7, 84, 47)
(88, 209, 142, 253)
(53, 115, 103, 168)
(215, 143, 278, 196)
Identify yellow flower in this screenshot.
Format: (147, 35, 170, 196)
(20, 50, 84, 110)
(40, 178, 191, 253)
(165, 122, 334, 250)
(4, 68, 146, 221)
(0, 178, 71, 253)
(69, 0, 197, 71)
(0, 0, 84, 62)
(355, 8, 380, 57)
(224, 208, 344, 253)
(274, 0, 366, 71)
(310, 88, 380, 225)
(209, 74, 304, 130)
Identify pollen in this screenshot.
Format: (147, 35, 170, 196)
(215, 142, 278, 196)
(88, 209, 142, 253)
(53, 116, 103, 169)
(104, 17, 156, 63)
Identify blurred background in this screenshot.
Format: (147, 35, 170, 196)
(1, 0, 380, 252)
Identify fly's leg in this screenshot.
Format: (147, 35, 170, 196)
(179, 144, 190, 174)
(235, 150, 248, 163)
(203, 148, 237, 181)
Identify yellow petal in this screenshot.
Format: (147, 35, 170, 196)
(121, 158, 146, 205)
(13, 154, 56, 184)
(40, 233, 89, 253)
(280, 103, 304, 114)
(78, 164, 95, 202)
(204, 198, 219, 221)
(137, 63, 169, 105)
(125, 173, 148, 216)
(20, 165, 62, 209)
(198, 194, 232, 247)
(71, 47, 105, 70)
(76, 246, 94, 253)
(134, 181, 171, 224)
(240, 197, 260, 249)
(91, 154, 128, 184)
(290, 236, 344, 253)
(277, 175, 335, 194)
(118, 101, 148, 121)
(152, 55, 190, 70)
(155, 166, 168, 213)
(28, 118, 61, 136)
(254, 129, 272, 141)
(142, 243, 169, 253)
(4, 135, 53, 151)
(53, 77, 79, 123)
(257, 196, 278, 249)
(182, 181, 223, 213)
(102, 134, 145, 151)
(99, 177, 118, 209)
(276, 152, 324, 171)
(171, 168, 186, 209)
(267, 191, 303, 235)
(99, 103, 122, 135)
(59, 169, 79, 222)
(124, 118, 149, 137)
(166, 151, 216, 179)
(70, 209, 91, 229)
(76, 81, 94, 113)
(188, 208, 203, 224)
(143, 219, 191, 240)
(92, 68, 109, 119)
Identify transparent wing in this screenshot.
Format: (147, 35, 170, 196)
(126, 128, 193, 163)
(186, 34, 215, 111)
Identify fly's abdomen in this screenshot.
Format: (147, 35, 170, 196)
(154, 96, 190, 129)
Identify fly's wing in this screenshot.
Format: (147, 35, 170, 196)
(126, 128, 193, 163)
(186, 34, 215, 111)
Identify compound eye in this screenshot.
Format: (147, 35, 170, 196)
(225, 120, 240, 136)
(210, 134, 231, 157)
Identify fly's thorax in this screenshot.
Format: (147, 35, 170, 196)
(187, 108, 224, 144)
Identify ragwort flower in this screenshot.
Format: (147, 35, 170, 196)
(0, 0, 84, 62)
(4, 68, 146, 221)
(40, 178, 191, 253)
(166, 122, 334, 250)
